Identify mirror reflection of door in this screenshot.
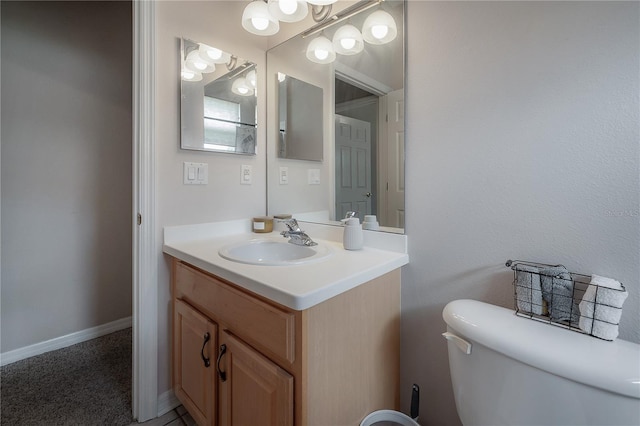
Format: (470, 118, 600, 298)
(335, 115, 372, 220)
(335, 79, 405, 228)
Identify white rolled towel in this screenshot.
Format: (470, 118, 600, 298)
(578, 274, 628, 340)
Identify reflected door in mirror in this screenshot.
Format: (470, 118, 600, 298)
(335, 115, 372, 220)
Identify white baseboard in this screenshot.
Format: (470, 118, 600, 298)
(0, 316, 132, 367)
(157, 389, 180, 417)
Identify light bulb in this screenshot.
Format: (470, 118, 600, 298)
(242, 1, 279, 35)
(251, 17, 269, 31)
(181, 69, 202, 81)
(371, 24, 389, 40)
(332, 24, 364, 56)
(306, 35, 335, 64)
(185, 50, 215, 73)
(232, 77, 254, 96)
(340, 38, 356, 50)
(205, 47, 223, 61)
(279, 0, 298, 15)
(268, 0, 307, 23)
(315, 49, 329, 61)
(362, 10, 397, 45)
(198, 44, 230, 64)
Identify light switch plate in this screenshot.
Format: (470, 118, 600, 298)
(184, 162, 208, 185)
(241, 165, 252, 185)
(308, 168, 320, 185)
(279, 167, 289, 185)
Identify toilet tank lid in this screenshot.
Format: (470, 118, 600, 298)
(442, 299, 640, 400)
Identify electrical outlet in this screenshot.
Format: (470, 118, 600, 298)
(241, 164, 252, 185)
(308, 168, 320, 185)
(279, 167, 289, 185)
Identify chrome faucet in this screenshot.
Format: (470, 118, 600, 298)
(280, 218, 317, 246)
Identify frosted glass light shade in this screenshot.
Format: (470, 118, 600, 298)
(332, 24, 364, 55)
(362, 10, 397, 45)
(245, 70, 257, 88)
(268, 0, 308, 22)
(198, 44, 231, 64)
(306, 35, 336, 64)
(242, 1, 279, 36)
(185, 50, 215, 73)
(181, 69, 202, 82)
(232, 77, 254, 96)
(306, 0, 337, 5)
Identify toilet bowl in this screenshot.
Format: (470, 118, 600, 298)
(442, 299, 640, 426)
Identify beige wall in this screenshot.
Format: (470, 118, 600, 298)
(401, 2, 639, 424)
(154, 3, 639, 423)
(155, 1, 269, 396)
(1, 1, 132, 352)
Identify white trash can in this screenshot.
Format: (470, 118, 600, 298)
(359, 410, 420, 426)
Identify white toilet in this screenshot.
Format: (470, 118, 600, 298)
(442, 299, 640, 426)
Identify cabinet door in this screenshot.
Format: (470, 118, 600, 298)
(174, 299, 217, 426)
(218, 332, 293, 426)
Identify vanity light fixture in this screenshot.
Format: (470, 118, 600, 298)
(361, 9, 397, 45)
(198, 43, 231, 64)
(306, 34, 336, 64)
(185, 50, 216, 74)
(181, 69, 202, 82)
(232, 77, 255, 96)
(332, 23, 364, 55)
(268, 0, 308, 23)
(241, 0, 337, 36)
(242, 0, 280, 36)
(307, 0, 337, 22)
(306, 0, 337, 5)
(245, 69, 257, 88)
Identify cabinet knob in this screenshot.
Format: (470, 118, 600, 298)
(217, 344, 227, 382)
(200, 332, 211, 368)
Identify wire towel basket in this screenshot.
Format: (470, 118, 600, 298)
(505, 259, 627, 341)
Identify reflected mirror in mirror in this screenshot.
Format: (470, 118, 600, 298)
(278, 74, 323, 161)
(267, 0, 405, 232)
(181, 38, 258, 155)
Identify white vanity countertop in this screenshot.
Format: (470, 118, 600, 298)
(163, 219, 409, 311)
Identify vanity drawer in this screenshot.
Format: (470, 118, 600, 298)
(173, 261, 296, 365)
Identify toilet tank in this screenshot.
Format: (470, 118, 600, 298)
(442, 299, 640, 426)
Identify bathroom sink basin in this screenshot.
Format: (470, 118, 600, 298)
(218, 239, 332, 266)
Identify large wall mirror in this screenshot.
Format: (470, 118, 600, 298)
(181, 38, 258, 155)
(266, 0, 405, 232)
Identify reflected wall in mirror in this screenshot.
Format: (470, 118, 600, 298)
(181, 38, 258, 155)
(267, 0, 405, 232)
(278, 74, 324, 161)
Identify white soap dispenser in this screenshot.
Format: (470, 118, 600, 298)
(343, 217, 363, 250)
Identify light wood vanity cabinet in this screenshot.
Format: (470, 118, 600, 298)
(171, 258, 400, 426)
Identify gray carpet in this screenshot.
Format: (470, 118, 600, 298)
(1, 328, 133, 425)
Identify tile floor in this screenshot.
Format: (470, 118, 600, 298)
(131, 405, 195, 426)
